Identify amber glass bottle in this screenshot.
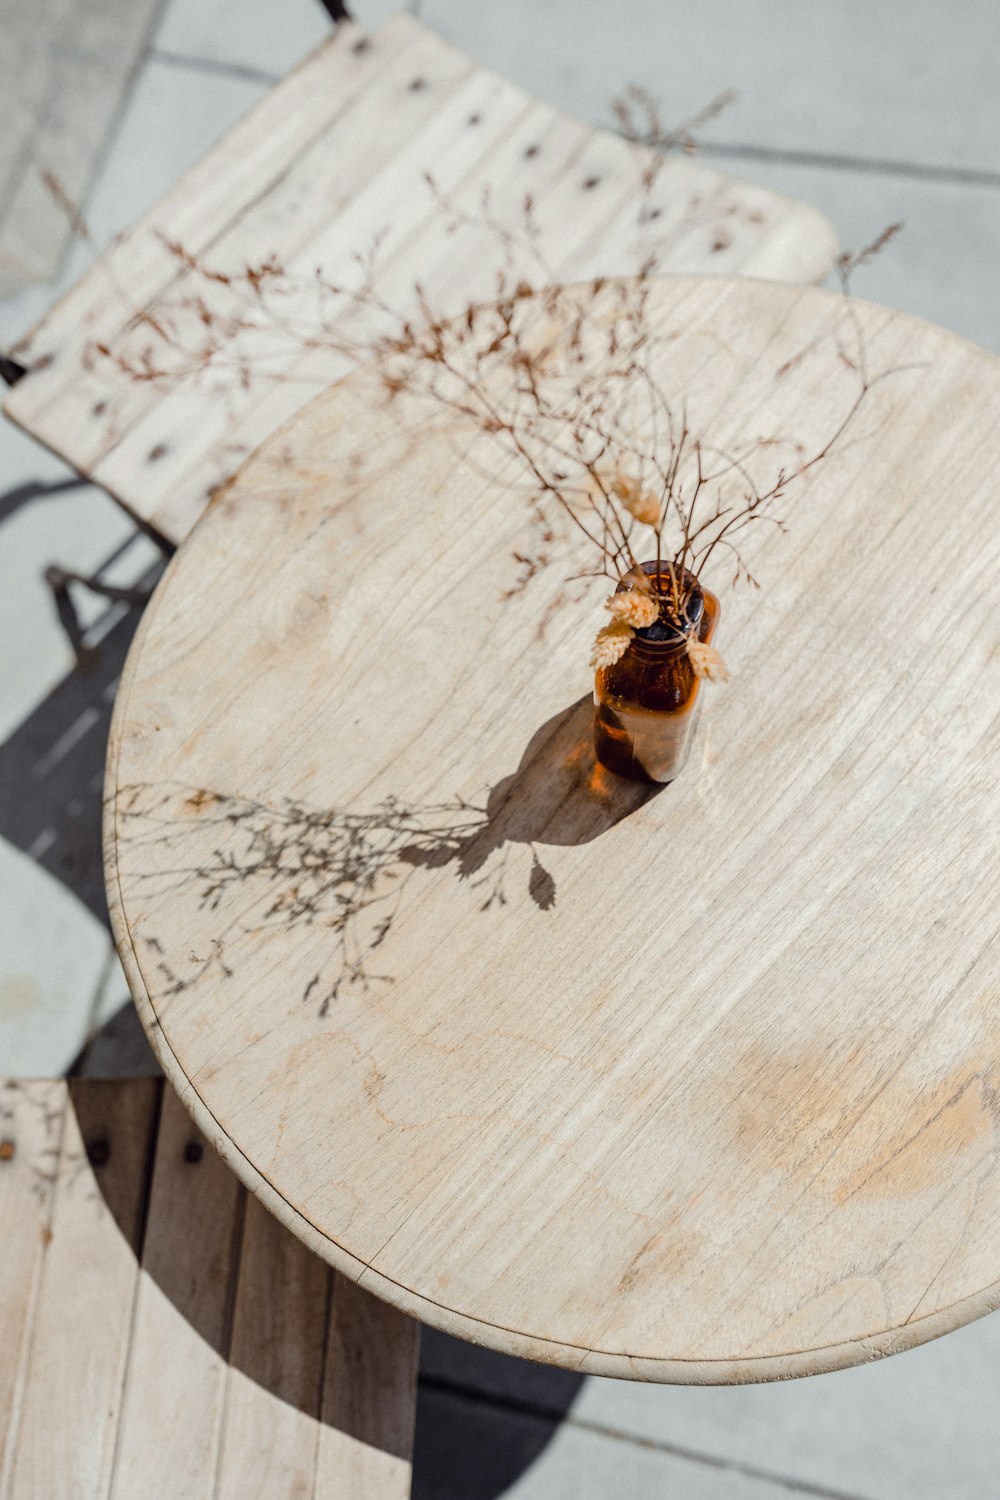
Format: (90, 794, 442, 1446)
(594, 564, 720, 784)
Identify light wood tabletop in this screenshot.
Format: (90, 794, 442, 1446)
(105, 274, 1000, 1384)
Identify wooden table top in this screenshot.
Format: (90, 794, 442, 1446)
(106, 274, 1000, 1384)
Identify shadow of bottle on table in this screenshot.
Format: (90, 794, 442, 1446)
(115, 693, 663, 1014)
(56, 1078, 581, 1498)
(401, 692, 665, 913)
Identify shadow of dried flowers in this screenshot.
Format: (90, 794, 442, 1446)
(119, 697, 658, 1016)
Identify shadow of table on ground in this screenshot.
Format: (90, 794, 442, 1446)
(60, 1078, 583, 1498)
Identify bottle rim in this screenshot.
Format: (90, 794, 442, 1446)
(617, 561, 703, 650)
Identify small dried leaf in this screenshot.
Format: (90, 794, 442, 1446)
(687, 638, 729, 682)
(614, 479, 660, 527)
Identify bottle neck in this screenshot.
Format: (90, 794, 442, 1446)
(628, 631, 690, 662)
(622, 561, 703, 659)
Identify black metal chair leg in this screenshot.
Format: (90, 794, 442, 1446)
(315, 0, 352, 21)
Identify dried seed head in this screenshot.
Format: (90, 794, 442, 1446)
(589, 466, 660, 528)
(614, 480, 660, 527)
(605, 589, 659, 629)
(590, 619, 634, 670)
(687, 637, 729, 682)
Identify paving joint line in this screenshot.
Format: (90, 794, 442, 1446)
(418, 1373, 874, 1500)
(697, 138, 1000, 190)
(150, 48, 281, 87)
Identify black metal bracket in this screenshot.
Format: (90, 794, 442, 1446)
(0, 354, 28, 387)
(315, 0, 352, 21)
(45, 565, 155, 670)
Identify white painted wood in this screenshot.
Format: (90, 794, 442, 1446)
(3, 14, 836, 547)
(105, 274, 1000, 1383)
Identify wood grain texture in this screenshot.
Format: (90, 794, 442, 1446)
(105, 274, 1000, 1384)
(0, 1081, 418, 1499)
(2, 12, 836, 547)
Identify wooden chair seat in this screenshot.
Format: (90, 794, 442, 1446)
(0, 1078, 418, 1498)
(2, 11, 837, 549)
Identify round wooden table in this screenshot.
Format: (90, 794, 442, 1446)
(106, 275, 1000, 1383)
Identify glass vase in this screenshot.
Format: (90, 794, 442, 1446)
(594, 566, 721, 784)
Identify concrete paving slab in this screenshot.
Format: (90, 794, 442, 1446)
(414, 1384, 850, 1500)
(573, 1313, 1000, 1500)
(0, 429, 136, 739)
(155, 0, 420, 79)
(707, 153, 1000, 354)
(424, 1312, 1000, 1500)
(420, 0, 1000, 177)
(0, 841, 110, 1074)
(0, 0, 165, 295)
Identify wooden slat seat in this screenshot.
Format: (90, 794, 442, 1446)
(0, 1078, 419, 1499)
(2, 11, 837, 549)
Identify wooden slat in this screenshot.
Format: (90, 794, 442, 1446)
(214, 1195, 332, 1500)
(0, 1081, 68, 1499)
(87, 59, 534, 530)
(96, 97, 801, 543)
(319, 1278, 420, 1500)
(25, 18, 482, 490)
(3, 14, 837, 548)
(3, 1079, 160, 1500)
(5, 16, 418, 391)
(109, 1084, 244, 1500)
(1, 1080, 419, 1497)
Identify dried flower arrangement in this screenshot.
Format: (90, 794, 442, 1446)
(45, 102, 905, 783)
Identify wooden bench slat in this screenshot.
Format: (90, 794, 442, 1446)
(3, 1080, 160, 1500)
(85, 64, 536, 525)
(319, 1276, 420, 1500)
(0, 1082, 68, 1500)
(109, 1084, 244, 1500)
(4, 17, 419, 408)
(98, 101, 792, 544)
(0, 1080, 419, 1498)
(20, 19, 483, 489)
(3, 14, 837, 549)
(215, 1194, 332, 1499)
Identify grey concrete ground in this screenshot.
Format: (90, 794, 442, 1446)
(1, 2, 999, 1495)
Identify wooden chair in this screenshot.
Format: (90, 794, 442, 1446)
(0, 1078, 419, 1498)
(2, 11, 837, 551)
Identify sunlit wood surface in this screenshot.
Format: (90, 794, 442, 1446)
(2, 12, 836, 547)
(0, 1079, 418, 1497)
(106, 274, 1000, 1383)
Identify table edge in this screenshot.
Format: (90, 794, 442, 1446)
(101, 278, 1000, 1383)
